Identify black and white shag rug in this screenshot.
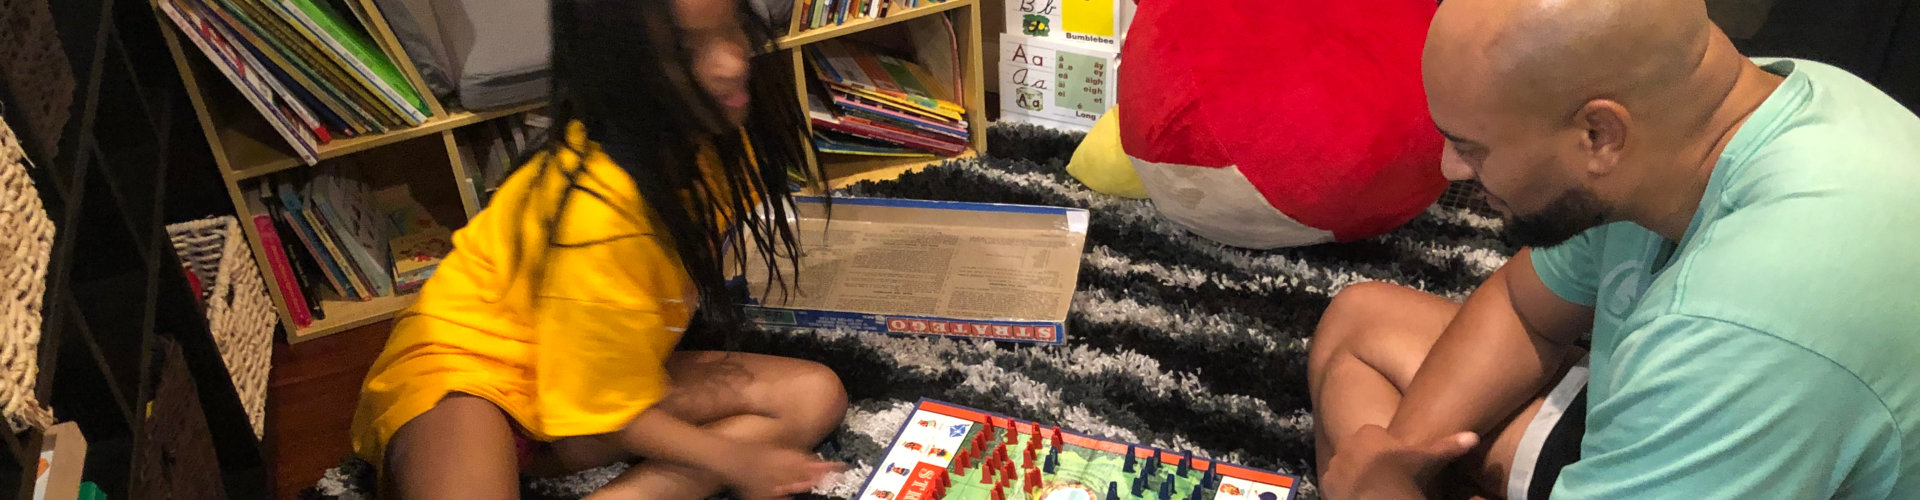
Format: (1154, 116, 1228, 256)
(304, 124, 1515, 500)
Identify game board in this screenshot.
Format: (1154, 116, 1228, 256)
(859, 400, 1299, 500)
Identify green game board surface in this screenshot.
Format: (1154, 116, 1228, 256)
(942, 428, 1211, 500)
(859, 400, 1296, 500)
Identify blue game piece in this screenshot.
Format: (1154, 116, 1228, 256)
(1204, 461, 1219, 485)
(1132, 475, 1146, 496)
(1043, 452, 1059, 474)
(1177, 451, 1191, 477)
(1189, 482, 1205, 500)
(1107, 482, 1121, 500)
(1124, 446, 1137, 473)
(1158, 477, 1174, 500)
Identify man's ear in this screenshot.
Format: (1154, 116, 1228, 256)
(1575, 99, 1630, 175)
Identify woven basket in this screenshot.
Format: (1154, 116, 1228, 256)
(134, 336, 230, 500)
(0, 0, 77, 159)
(0, 114, 55, 433)
(166, 216, 275, 439)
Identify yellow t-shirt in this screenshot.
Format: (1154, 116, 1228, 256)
(351, 125, 712, 469)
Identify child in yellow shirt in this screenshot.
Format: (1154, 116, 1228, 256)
(349, 0, 848, 498)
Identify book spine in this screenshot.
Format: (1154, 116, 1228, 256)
(277, 181, 359, 299)
(833, 95, 968, 137)
(269, 205, 328, 320)
(197, 0, 363, 135)
(203, 12, 333, 143)
(313, 175, 396, 296)
(304, 201, 375, 299)
(275, 0, 428, 123)
(813, 117, 966, 155)
(226, 0, 400, 131)
(162, 0, 322, 164)
(252, 214, 315, 326)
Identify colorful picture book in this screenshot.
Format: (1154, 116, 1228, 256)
(159, 0, 434, 165)
(805, 38, 969, 157)
(798, 0, 953, 31)
(250, 163, 453, 321)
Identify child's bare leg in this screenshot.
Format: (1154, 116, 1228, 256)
(385, 393, 521, 500)
(571, 352, 848, 500)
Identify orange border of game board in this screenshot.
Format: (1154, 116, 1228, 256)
(918, 401, 1298, 489)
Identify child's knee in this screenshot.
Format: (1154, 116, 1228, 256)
(785, 361, 848, 425)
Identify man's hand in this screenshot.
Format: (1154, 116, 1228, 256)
(1320, 425, 1479, 500)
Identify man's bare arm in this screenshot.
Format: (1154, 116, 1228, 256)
(1386, 249, 1595, 443)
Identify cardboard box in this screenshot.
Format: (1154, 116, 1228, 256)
(739, 197, 1089, 344)
(33, 422, 88, 500)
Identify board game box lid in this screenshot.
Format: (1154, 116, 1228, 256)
(736, 197, 1090, 345)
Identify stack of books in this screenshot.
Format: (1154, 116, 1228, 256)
(249, 163, 452, 327)
(158, 0, 434, 165)
(798, 0, 948, 30)
(805, 39, 969, 158)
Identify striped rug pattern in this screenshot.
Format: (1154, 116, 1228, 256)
(307, 124, 1515, 500)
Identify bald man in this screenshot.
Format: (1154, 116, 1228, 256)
(1307, 0, 1920, 499)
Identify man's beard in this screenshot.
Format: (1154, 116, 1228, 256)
(1503, 188, 1609, 248)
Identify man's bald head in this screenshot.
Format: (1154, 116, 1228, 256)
(1426, 0, 1715, 124)
(1421, 0, 1756, 248)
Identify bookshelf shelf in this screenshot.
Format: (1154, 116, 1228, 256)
(816, 148, 977, 192)
(297, 293, 419, 340)
(778, 0, 971, 49)
(218, 102, 547, 181)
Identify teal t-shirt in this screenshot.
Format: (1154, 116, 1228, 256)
(1532, 58, 1920, 498)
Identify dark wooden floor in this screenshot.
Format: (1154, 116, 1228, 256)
(268, 320, 393, 500)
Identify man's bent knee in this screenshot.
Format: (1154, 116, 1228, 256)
(1312, 282, 1412, 363)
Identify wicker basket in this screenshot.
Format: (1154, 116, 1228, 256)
(134, 336, 230, 500)
(0, 115, 55, 433)
(0, 0, 77, 160)
(166, 216, 275, 439)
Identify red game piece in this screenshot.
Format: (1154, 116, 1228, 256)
(1026, 468, 1041, 485)
(990, 486, 1005, 500)
(1025, 445, 1037, 462)
(1029, 422, 1041, 442)
(1051, 426, 1063, 447)
(995, 444, 1010, 464)
(954, 449, 971, 470)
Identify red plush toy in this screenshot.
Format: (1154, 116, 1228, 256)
(1119, 0, 1447, 248)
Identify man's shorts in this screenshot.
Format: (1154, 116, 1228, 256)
(1506, 356, 1589, 500)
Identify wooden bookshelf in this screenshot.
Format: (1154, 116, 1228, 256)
(214, 102, 547, 181)
(152, 0, 988, 343)
(815, 148, 979, 192)
(784, 0, 989, 189)
(149, 0, 545, 343)
(777, 0, 973, 49)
